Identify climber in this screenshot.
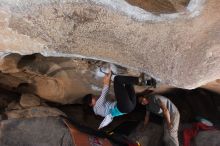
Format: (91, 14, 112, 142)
(83, 69, 156, 129)
(138, 93, 180, 146)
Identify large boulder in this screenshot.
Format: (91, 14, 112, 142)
(0, 0, 219, 89)
(0, 117, 73, 146)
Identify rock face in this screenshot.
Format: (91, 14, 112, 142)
(5, 106, 66, 119)
(0, 0, 219, 89)
(20, 94, 41, 108)
(6, 101, 23, 111)
(0, 54, 113, 103)
(0, 117, 73, 146)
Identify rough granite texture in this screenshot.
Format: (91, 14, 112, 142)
(5, 106, 66, 119)
(0, 117, 73, 146)
(0, 0, 219, 89)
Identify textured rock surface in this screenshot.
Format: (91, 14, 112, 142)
(0, 117, 73, 146)
(20, 93, 41, 108)
(6, 101, 23, 111)
(5, 106, 66, 119)
(0, 54, 116, 103)
(0, 0, 219, 89)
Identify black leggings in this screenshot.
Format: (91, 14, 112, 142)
(114, 75, 139, 113)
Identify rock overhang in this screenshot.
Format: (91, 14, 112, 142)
(0, 0, 219, 89)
